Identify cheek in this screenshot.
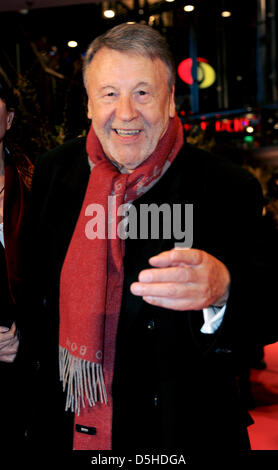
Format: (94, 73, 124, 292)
(148, 97, 171, 127)
(91, 106, 112, 131)
(148, 109, 170, 135)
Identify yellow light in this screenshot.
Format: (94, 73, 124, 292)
(104, 9, 115, 18)
(68, 40, 78, 48)
(184, 5, 194, 12)
(165, 0, 175, 2)
(246, 126, 254, 133)
(221, 10, 231, 17)
(198, 62, 216, 89)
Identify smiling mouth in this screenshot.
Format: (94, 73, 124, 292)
(113, 129, 141, 137)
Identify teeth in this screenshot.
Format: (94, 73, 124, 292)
(114, 129, 140, 136)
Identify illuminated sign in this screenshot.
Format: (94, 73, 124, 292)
(178, 58, 216, 89)
(183, 117, 251, 133)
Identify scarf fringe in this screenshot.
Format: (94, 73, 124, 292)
(59, 346, 107, 415)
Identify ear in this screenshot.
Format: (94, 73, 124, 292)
(87, 98, 93, 120)
(6, 110, 14, 130)
(169, 85, 176, 118)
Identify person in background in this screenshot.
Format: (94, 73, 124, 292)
(22, 24, 277, 461)
(0, 80, 34, 448)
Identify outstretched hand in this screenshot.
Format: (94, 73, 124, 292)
(130, 248, 230, 311)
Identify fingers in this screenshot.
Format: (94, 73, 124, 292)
(0, 322, 16, 335)
(149, 248, 203, 268)
(131, 280, 197, 299)
(0, 334, 18, 350)
(142, 295, 208, 311)
(0, 334, 19, 362)
(0, 323, 19, 362)
(138, 266, 196, 284)
(0, 352, 17, 363)
(0, 323, 18, 349)
(0, 326, 10, 333)
(10, 322, 17, 334)
(130, 248, 231, 311)
(0, 326, 17, 344)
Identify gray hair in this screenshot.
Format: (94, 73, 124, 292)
(83, 23, 176, 90)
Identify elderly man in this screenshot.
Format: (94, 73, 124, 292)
(23, 23, 276, 458)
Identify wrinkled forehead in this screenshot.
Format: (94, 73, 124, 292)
(85, 47, 173, 91)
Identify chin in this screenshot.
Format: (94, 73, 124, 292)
(111, 154, 145, 170)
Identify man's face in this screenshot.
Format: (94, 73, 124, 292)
(0, 99, 14, 143)
(87, 47, 176, 171)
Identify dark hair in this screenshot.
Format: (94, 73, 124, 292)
(0, 80, 16, 111)
(83, 23, 176, 90)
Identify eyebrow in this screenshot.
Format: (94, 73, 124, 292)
(134, 81, 152, 88)
(99, 85, 117, 91)
(98, 81, 153, 92)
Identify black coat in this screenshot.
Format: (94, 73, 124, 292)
(21, 136, 277, 458)
(0, 148, 33, 450)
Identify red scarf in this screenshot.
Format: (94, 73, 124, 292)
(59, 115, 184, 450)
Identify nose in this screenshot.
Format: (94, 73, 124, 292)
(115, 95, 138, 122)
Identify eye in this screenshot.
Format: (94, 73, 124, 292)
(101, 90, 118, 102)
(135, 90, 150, 102)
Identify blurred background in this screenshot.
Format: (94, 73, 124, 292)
(0, 1, 278, 193)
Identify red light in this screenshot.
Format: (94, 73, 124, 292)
(226, 120, 233, 132)
(177, 58, 209, 85)
(178, 59, 194, 85)
(177, 57, 216, 88)
(215, 117, 250, 133)
(233, 118, 244, 132)
(215, 121, 222, 132)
